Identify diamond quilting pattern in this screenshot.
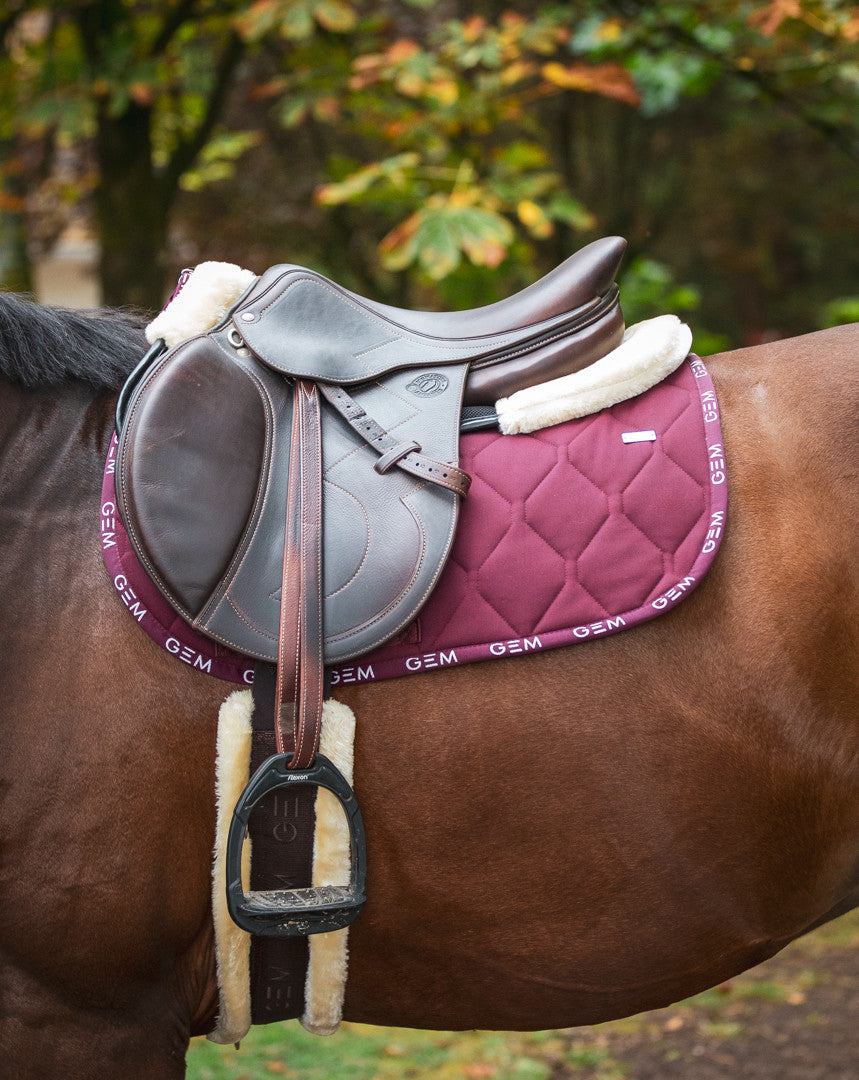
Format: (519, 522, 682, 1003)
(341, 355, 728, 685)
(476, 520, 567, 635)
(621, 454, 705, 554)
(575, 512, 665, 613)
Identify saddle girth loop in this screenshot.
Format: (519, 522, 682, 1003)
(275, 379, 325, 770)
(319, 383, 471, 498)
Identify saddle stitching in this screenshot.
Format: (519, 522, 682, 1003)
(116, 342, 204, 623)
(333, 495, 458, 652)
(322, 479, 432, 647)
(224, 595, 279, 643)
(196, 349, 279, 631)
(352, 336, 399, 360)
(316, 477, 372, 600)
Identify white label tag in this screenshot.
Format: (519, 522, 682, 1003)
(622, 429, 657, 444)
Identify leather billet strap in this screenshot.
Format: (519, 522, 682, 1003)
(276, 380, 325, 771)
(319, 383, 471, 498)
(248, 663, 312, 1023)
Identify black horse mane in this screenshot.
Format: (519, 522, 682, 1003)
(0, 293, 149, 391)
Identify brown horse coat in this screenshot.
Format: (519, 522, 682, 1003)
(0, 324, 857, 1077)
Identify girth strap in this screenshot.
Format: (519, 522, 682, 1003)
(276, 379, 324, 771)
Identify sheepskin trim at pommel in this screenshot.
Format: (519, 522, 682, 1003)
(146, 262, 257, 349)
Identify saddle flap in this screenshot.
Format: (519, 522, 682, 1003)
(116, 336, 268, 618)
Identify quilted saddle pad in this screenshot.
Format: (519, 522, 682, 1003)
(101, 355, 726, 685)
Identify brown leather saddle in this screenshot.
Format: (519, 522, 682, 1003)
(114, 235, 625, 934)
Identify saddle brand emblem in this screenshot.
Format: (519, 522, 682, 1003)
(406, 372, 449, 398)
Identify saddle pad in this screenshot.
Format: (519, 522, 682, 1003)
(101, 356, 726, 684)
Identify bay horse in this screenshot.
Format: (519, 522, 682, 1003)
(0, 294, 857, 1078)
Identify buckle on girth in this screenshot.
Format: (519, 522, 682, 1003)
(225, 752, 367, 937)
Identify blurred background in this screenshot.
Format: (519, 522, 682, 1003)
(2, 0, 858, 353)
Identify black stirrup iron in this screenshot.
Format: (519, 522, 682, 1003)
(225, 752, 367, 937)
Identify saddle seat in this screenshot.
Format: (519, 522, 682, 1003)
(237, 236, 625, 403)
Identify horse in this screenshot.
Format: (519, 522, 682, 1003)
(0, 292, 856, 1079)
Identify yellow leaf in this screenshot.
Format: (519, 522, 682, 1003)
(426, 78, 459, 107)
(313, 0, 357, 33)
(395, 71, 425, 97)
(500, 60, 535, 86)
(448, 189, 476, 209)
(517, 199, 553, 238)
(516, 200, 542, 227)
(314, 183, 340, 206)
(462, 237, 507, 268)
(541, 61, 641, 107)
(595, 18, 624, 42)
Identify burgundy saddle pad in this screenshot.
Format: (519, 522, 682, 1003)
(101, 355, 726, 684)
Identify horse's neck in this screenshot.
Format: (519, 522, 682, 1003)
(0, 378, 113, 549)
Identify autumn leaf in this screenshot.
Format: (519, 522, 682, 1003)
(462, 16, 486, 42)
(541, 61, 641, 107)
(386, 39, 421, 64)
(314, 153, 419, 205)
(748, 0, 803, 37)
(315, 163, 383, 205)
(426, 77, 459, 106)
(595, 18, 624, 43)
(380, 198, 513, 278)
(395, 70, 426, 97)
(500, 60, 537, 86)
(129, 82, 153, 106)
(235, 0, 281, 41)
(517, 199, 553, 238)
(313, 0, 357, 33)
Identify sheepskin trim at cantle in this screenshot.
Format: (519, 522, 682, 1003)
(496, 314, 693, 434)
(146, 262, 257, 349)
(208, 694, 358, 1044)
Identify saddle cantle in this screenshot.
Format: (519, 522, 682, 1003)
(114, 235, 626, 936)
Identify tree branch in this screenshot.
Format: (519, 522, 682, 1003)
(162, 29, 246, 195)
(149, 0, 200, 57)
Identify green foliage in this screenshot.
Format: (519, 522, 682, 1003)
(180, 131, 262, 191)
(821, 296, 859, 327)
(620, 257, 730, 355)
